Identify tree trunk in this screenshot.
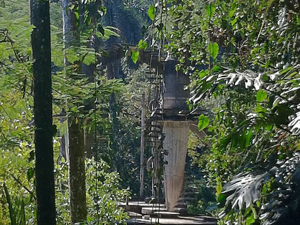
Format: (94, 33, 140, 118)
(84, 118, 93, 159)
(140, 93, 145, 199)
(62, 0, 87, 223)
(68, 119, 87, 223)
(30, 0, 56, 224)
(79, 2, 99, 159)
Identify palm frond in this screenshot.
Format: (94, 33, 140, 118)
(220, 153, 300, 224)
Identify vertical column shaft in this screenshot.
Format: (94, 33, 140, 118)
(163, 121, 189, 211)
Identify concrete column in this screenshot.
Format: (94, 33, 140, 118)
(163, 121, 189, 211)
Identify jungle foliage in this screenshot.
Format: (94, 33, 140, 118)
(0, 0, 131, 224)
(145, 0, 300, 224)
(3, 0, 300, 224)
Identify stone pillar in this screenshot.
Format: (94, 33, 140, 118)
(163, 121, 189, 211)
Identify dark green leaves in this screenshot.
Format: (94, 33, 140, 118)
(198, 114, 210, 130)
(158, 0, 300, 224)
(97, 24, 105, 36)
(148, 5, 156, 21)
(217, 193, 226, 204)
(27, 168, 34, 181)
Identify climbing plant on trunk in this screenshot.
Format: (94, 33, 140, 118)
(62, 0, 87, 223)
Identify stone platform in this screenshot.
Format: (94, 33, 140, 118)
(118, 201, 217, 225)
(118, 201, 165, 214)
(127, 216, 217, 225)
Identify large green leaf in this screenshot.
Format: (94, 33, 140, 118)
(246, 213, 256, 225)
(207, 42, 219, 60)
(205, 3, 216, 18)
(218, 70, 263, 90)
(221, 171, 272, 210)
(198, 114, 210, 130)
(256, 90, 267, 102)
(131, 50, 139, 64)
(219, 152, 300, 223)
(82, 51, 96, 65)
(148, 5, 156, 21)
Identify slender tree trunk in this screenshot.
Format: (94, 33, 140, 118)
(62, 0, 87, 223)
(30, 0, 56, 224)
(68, 119, 87, 223)
(140, 93, 145, 199)
(79, 2, 98, 159)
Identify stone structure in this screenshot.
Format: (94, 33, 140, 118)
(160, 60, 191, 211)
(163, 121, 189, 211)
(163, 60, 190, 117)
(141, 55, 202, 212)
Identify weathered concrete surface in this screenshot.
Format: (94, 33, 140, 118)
(141, 207, 168, 215)
(127, 216, 217, 225)
(122, 201, 218, 225)
(163, 60, 190, 116)
(118, 201, 165, 214)
(128, 212, 142, 218)
(163, 121, 190, 211)
(153, 211, 180, 218)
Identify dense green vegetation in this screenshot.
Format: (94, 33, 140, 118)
(0, 0, 131, 224)
(151, 0, 300, 224)
(1, 0, 300, 224)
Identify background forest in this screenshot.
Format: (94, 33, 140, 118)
(1, 0, 300, 225)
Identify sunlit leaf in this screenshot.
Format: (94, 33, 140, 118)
(245, 130, 252, 147)
(222, 171, 272, 210)
(82, 51, 96, 65)
(256, 90, 267, 102)
(289, 112, 300, 135)
(137, 40, 147, 50)
(131, 50, 139, 64)
(198, 114, 209, 130)
(229, 7, 236, 18)
(216, 177, 222, 195)
(205, 3, 216, 18)
(218, 70, 263, 90)
(66, 48, 79, 64)
(246, 213, 256, 225)
(96, 26, 120, 40)
(148, 5, 156, 21)
(207, 42, 219, 60)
